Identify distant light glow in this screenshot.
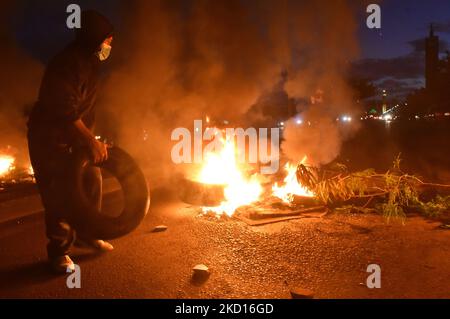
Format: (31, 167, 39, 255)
(341, 115, 352, 123)
(383, 114, 393, 122)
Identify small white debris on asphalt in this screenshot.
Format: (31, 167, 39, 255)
(193, 264, 209, 275)
(152, 225, 168, 232)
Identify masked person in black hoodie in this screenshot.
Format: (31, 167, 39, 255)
(28, 10, 115, 273)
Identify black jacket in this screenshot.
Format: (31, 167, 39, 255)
(28, 10, 113, 146)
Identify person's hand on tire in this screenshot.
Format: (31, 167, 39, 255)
(88, 138, 108, 164)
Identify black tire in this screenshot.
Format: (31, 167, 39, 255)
(178, 176, 224, 207)
(67, 146, 150, 240)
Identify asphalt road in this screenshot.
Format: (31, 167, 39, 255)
(0, 188, 450, 299)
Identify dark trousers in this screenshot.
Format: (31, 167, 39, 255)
(27, 131, 102, 258)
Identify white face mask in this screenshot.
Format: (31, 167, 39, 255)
(97, 43, 112, 61)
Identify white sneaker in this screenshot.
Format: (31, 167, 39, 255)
(75, 238, 114, 252)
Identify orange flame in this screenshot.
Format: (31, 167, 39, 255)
(0, 155, 15, 178)
(272, 156, 314, 203)
(198, 139, 262, 216)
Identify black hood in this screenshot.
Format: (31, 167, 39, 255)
(75, 10, 114, 54)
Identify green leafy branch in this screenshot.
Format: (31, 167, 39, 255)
(296, 155, 450, 220)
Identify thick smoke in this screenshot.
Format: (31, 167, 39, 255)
(0, 0, 361, 183)
(0, 1, 43, 163)
(99, 0, 361, 181)
(279, 1, 361, 166)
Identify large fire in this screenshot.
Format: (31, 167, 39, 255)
(197, 138, 314, 217)
(198, 139, 263, 216)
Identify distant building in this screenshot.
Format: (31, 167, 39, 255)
(421, 24, 450, 112)
(425, 24, 439, 92)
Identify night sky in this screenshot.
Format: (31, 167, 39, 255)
(356, 0, 450, 98)
(359, 0, 450, 59)
(8, 0, 450, 99)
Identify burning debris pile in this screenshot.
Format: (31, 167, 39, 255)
(178, 137, 326, 225)
(179, 137, 450, 224)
